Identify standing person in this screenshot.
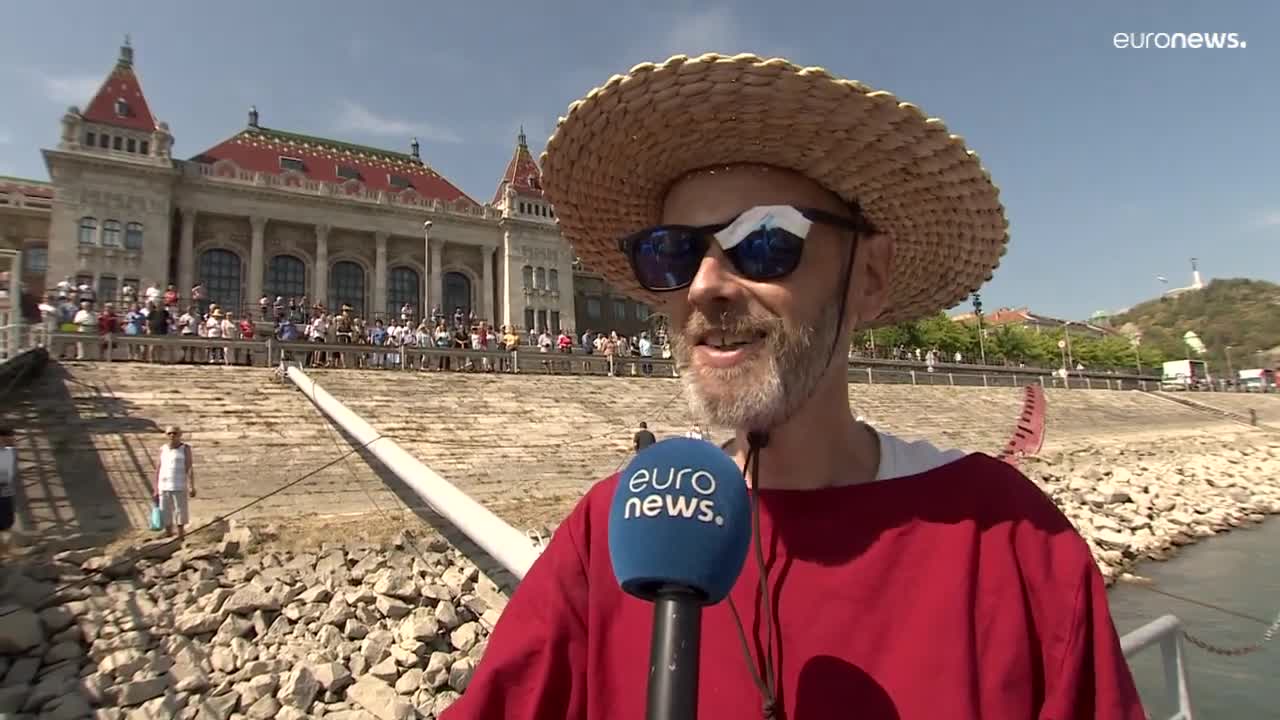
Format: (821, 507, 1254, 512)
(684, 423, 706, 440)
(632, 421, 656, 452)
(442, 54, 1143, 719)
(154, 425, 195, 541)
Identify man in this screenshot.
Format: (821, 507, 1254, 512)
(442, 54, 1143, 719)
(632, 421, 656, 452)
(685, 422, 706, 440)
(154, 425, 195, 541)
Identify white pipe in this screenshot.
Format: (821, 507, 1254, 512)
(285, 364, 540, 579)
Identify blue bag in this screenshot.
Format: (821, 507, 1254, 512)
(149, 502, 164, 531)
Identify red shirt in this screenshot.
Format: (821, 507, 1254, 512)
(441, 453, 1145, 720)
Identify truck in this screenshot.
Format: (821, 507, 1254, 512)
(1162, 359, 1209, 390)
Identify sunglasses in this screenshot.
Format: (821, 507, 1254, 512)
(619, 204, 874, 292)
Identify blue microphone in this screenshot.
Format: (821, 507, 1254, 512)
(608, 437, 752, 720)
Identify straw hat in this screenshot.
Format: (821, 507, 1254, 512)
(539, 53, 1010, 325)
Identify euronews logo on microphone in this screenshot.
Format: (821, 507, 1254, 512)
(608, 437, 752, 604)
(622, 465, 726, 525)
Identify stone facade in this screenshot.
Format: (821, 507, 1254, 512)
(4, 40, 589, 333)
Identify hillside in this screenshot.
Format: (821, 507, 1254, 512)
(1110, 278, 1280, 370)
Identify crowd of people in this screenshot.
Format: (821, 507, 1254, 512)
(25, 278, 672, 375)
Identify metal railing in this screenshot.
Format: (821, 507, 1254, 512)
(3, 327, 1226, 393)
(1119, 615, 1194, 720)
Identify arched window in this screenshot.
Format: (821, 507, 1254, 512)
(442, 271, 471, 321)
(124, 222, 144, 250)
(265, 255, 306, 302)
(78, 217, 98, 245)
(329, 261, 365, 316)
(548, 269, 559, 292)
(521, 265, 533, 289)
(198, 249, 243, 312)
(534, 267, 546, 290)
(102, 220, 121, 247)
(387, 266, 420, 319)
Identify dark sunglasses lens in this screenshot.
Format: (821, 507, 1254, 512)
(631, 228, 706, 291)
(730, 226, 805, 280)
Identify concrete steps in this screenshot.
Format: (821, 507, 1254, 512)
(6, 362, 415, 541)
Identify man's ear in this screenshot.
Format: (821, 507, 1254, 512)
(845, 234, 893, 329)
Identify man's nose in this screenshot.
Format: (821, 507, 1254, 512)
(686, 245, 746, 309)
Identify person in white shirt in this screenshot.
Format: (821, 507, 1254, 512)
(220, 311, 236, 365)
(154, 425, 196, 541)
(144, 283, 162, 307)
(73, 300, 95, 360)
(0, 427, 16, 535)
(538, 331, 553, 353)
(685, 423, 706, 440)
(205, 308, 224, 363)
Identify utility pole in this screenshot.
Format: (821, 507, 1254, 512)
(972, 292, 986, 365)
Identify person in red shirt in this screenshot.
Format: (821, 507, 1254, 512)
(442, 54, 1146, 720)
(96, 303, 119, 360)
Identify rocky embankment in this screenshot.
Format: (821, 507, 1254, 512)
(1, 435, 1278, 719)
(0, 522, 502, 719)
(1023, 435, 1280, 582)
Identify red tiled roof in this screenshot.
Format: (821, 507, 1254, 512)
(191, 125, 478, 205)
(0, 177, 54, 199)
(81, 42, 158, 132)
(491, 127, 544, 204)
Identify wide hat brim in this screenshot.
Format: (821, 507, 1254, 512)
(539, 53, 1009, 325)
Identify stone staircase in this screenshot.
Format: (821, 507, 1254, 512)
(5, 362, 410, 542)
(1039, 388, 1252, 449)
(1153, 391, 1280, 429)
(304, 372, 1034, 525)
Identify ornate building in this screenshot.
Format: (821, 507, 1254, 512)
(0, 39, 585, 333)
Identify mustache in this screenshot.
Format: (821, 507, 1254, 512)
(679, 310, 782, 339)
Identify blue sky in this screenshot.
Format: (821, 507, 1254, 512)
(1, 0, 1275, 320)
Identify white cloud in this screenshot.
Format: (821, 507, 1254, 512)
(334, 100, 461, 144)
(0, 129, 11, 145)
(661, 7, 744, 56)
(30, 71, 102, 107)
(1256, 210, 1280, 228)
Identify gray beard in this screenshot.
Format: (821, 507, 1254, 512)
(671, 301, 842, 433)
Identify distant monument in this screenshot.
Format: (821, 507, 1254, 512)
(1161, 258, 1207, 298)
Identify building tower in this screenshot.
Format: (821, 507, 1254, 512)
(42, 36, 176, 300)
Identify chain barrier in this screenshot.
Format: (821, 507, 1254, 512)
(1182, 609, 1280, 657)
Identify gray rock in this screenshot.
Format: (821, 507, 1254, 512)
(244, 695, 280, 720)
(311, 662, 353, 693)
(190, 692, 239, 720)
(448, 657, 475, 693)
(373, 595, 410, 619)
(276, 666, 319, 710)
(221, 587, 278, 616)
(0, 606, 44, 653)
(393, 669, 422, 695)
(367, 657, 399, 683)
(116, 676, 168, 707)
(346, 677, 416, 720)
(449, 622, 480, 653)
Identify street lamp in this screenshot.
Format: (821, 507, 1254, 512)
(972, 292, 986, 365)
(423, 220, 433, 319)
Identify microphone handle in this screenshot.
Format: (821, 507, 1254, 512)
(646, 588, 702, 720)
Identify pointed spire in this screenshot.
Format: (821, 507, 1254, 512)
(248, 105, 259, 128)
(119, 34, 134, 67)
(517, 125, 527, 149)
(410, 136, 420, 160)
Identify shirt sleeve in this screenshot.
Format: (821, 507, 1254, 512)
(439, 504, 590, 720)
(1040, 558, 1147, 720)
